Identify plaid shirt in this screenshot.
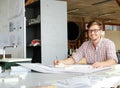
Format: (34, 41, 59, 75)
(72, 38, 118, 64)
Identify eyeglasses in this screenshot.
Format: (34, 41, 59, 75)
(88, 29, 100, 33)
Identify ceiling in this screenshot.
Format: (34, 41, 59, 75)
(66, 0, 120, 24)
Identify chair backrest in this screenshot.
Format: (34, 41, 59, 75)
(116, 51, 120, 64)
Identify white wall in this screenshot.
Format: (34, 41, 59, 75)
(0, 0, 9, 48)
(105, 30, 120, 51)
(0, 0, 9, 55)
(41, 0, 67, 65)
(0, 0, 9, 32)
(8, 0, 25, 58)
(0, 0, 25, 58)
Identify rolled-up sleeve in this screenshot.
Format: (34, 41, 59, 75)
(106, 40, 118, 63)
(72, 42, 87, 62)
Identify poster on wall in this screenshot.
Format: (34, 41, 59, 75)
(9, 16, 24, 47)
(9, 0, 24, 47)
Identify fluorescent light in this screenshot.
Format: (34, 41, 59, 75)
(92, 0, 112, 5)
(67, 8, 79, 14)
(99, 12, 116, 17)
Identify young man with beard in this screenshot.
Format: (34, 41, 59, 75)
(54, 20, 118, 68)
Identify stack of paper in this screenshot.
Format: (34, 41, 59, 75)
(17, 63, 113, 74)
(18, 63, 60, 73)
(10, 66, 30, 79)
(55, 76, 92, 88)
(92, 76, 120, 88)
(54, 75, 120, 88)
(11, 66, 31, 72)
(0, 75, 20, 83)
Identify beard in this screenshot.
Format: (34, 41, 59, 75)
(90, 35, 101, 42)
(91, 38, 97, 41)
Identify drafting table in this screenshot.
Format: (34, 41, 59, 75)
(0, 64, 120, 88)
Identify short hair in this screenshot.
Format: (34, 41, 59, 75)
(87, 20, 103, 30)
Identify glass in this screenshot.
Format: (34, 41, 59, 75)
(88, 29, 100, 33)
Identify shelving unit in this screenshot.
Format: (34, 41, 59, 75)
(24, 0, 67, 65)
(25, 0, 41, 63)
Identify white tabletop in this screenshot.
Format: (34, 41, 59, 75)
(0, 64, 120, 88)
(0, 58, 31, 62)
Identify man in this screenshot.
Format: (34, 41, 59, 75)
(54, 20, 118, 68)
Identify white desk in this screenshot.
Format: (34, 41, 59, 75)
(0, 58, 31, 70)
(0, 64, 120, 88)
(0, 72, 84, 88)
(0, 58, 31, 62)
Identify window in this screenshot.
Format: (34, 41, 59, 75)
(105, 25, 120, 30)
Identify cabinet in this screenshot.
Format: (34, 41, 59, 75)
(25, 0, 41, 63)
(25, 0, 67, 65)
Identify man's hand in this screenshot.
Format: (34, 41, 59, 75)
(54, 59, 60, 65)
(92, 59, 117, 68)
(92, 62, 105, 68)
(53, 57, 75, 66)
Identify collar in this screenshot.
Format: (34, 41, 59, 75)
(97, 38, 103, 47)
(89, 37, 103, 47)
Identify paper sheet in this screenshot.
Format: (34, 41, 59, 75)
(55, 75, 120, 88)
(17, 63, 60, 73)
(17, 63, 113, 74)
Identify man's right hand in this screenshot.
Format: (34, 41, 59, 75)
(54, 59, 60, 65)
(53, 57, 75, 66)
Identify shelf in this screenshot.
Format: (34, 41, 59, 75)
(27, 44, 40, 47)
(25, 0, 40, 8)
(27, 22, 40, 27)
(25, 0, 41, 61)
